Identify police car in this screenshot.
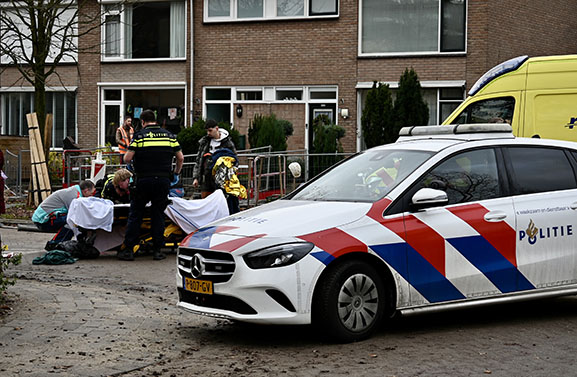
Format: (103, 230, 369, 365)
(177, 124, 577, 342)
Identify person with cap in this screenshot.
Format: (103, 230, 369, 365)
(192, 119, 237, 199)
(119, 109, 184, 261)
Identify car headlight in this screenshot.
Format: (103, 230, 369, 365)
(243, 242, 314, 269)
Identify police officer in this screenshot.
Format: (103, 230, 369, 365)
(119, 109, 184, 261)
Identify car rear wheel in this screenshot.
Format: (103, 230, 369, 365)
(313, 260, 386, 342)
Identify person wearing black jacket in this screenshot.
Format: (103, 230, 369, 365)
(192, 119, 236, 199)
(120, 109, 184, 261)
(94, 168, 132, 204)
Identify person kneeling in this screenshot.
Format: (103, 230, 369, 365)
(32, 180, 96, 250)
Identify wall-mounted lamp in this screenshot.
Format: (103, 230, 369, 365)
(340, 108, 349, 119)
(195, 98, 201, 105)
(236, 104, 243, 118)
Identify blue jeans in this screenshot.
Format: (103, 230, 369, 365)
(124, 176, 170, 251)
(35, 215, 74, 246)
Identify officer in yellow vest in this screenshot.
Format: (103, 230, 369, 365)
(120, 110, 183, 261)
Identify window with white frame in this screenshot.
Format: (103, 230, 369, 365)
(205, 0, 338, 21)
(204, 86, 337, 123)
(0, 4, 78, 64)
(102, 1, 185, 60)
(0, 92, 77, 148)
(360, 0, 466, 55)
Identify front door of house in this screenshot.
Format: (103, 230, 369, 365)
(308, 103, 336, 152)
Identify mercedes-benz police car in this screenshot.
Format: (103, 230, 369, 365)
(177, 124, 577, 342)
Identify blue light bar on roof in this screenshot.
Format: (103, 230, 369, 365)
(468, 55, 529, 96)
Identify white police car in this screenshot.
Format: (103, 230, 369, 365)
(177, 124, 577, 342)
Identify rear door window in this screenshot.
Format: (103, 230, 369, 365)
(506, 147, 577, 195)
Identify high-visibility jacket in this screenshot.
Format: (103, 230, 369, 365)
(117, 126, 134, 154)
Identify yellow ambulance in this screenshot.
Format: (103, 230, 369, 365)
(443, 54, 577, 141)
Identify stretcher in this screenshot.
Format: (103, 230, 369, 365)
(66, 190, 229, 255)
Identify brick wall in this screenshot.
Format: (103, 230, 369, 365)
(76, 0, 101, 149)
(5, 0, 577, 154)
(0, 136, 29, 155)
(193, 0, 358, 152)
(0, 66, 78, 88)
(101, 62, 188, 83)
(488, 0, 577, 63)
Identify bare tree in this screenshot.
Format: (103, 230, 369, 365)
(0, 0, 103, 154)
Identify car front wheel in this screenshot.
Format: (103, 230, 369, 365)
(313, 260, 386, 342)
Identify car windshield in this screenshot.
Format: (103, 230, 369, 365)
(291, 149, 434, 202)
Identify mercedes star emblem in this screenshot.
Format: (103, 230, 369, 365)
(191, 254, 204, 278)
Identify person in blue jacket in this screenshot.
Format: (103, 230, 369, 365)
(32, 180, 96, 250)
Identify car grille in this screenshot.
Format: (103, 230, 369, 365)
(178, 288, 257, 315)
(178, 248, 235, 283)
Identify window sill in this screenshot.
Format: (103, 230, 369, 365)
(203, 14, 338, 24)
(101, 58, 187, 63)
(358, 51, 467, 59)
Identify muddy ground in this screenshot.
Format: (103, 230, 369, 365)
(1, 226, 577, 376)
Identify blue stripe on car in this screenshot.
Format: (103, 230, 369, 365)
(371, 242, 466, 303)
(448, 236, 535, 293)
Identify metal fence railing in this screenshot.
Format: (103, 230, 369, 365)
(6, 146, 354, 208)
(3, 149, 28, 198)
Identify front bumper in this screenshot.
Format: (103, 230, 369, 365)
(176, 247, 323, 325)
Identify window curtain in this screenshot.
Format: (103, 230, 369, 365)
(104, 15, 120, 57)
(124, 5, 132, 59)
(170, 1, 185, 58)
(208, 0, 230, 17)
(239, 0, 263, 18)
(311, 0, 337, 14)
(277, 0, 304, 17)
(362, 0, 438, 54)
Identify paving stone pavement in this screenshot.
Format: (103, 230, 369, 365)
(0, 225, 212, 376)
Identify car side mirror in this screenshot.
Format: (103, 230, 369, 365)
(411, 188, 448, 211)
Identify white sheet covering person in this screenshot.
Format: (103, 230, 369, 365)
(67, 197, 115, 234)
(65, 189, 229, 253)
(164, 189, 229, 234)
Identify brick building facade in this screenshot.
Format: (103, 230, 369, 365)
(2, 0, 577, 154)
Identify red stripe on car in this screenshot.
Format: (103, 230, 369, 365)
(382, 215, 446, 276)
(211, 234, 266, 252)
(448, 204, 517, 267)
(299, 228, 367, 258)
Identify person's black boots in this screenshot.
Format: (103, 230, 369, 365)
(117, 244, 135, 261)
(153, 249, 166, 260)
(45, 241, 58, 251)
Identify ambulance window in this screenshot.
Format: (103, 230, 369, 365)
(451, 97, 515, 125)
(414, 148, 500, 205)
(507, 147, 577, 195)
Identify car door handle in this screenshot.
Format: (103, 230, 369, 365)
(484, 211, 507, 222)
(571, 202, 577, 210)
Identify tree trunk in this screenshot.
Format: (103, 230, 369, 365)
(34, 76, 48, 160)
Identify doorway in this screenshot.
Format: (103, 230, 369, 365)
(308, 103, 336, 152)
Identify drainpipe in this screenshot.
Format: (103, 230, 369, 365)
(189, 0, 194, 127)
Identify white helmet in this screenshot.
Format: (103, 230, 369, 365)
(288, 162, 301, 178)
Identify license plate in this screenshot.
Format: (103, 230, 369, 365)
(184, 277, 213, 295)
